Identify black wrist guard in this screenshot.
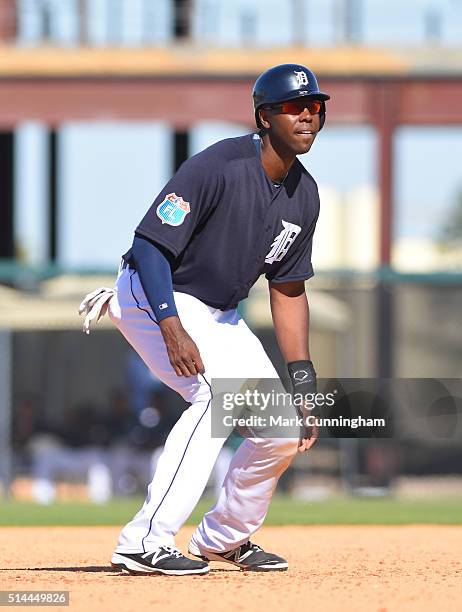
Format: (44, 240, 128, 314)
(287, 360, 317, 397)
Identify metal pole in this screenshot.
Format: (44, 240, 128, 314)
(337, 310, 360, 491)
(344, 0, 362, 44)
(292, 0, 306, 45)
(0, 328, 12, 498)
(375, 80, 397, 378)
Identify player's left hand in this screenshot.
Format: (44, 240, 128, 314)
(298, 414, 318, 452)
(287, 360, 318, 453)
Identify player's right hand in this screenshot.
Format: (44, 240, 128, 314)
(159, 316, 205, 377)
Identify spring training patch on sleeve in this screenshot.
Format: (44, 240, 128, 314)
(156, 193, 191, 226)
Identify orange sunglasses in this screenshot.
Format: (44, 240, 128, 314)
(262, 99, 322, 116)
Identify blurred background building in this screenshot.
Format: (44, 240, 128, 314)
(0, 0, 461, 501)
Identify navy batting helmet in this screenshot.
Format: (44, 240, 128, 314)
(252, 63, 330, 130)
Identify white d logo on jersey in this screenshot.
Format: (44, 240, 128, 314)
(265, 220, 301, 265)
(294, 70, 309, 87)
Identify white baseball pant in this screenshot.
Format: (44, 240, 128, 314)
(109, 265, 299, 554)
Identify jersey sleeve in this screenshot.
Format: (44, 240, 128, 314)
(265, 212, 319, 284)
(135, 153, 223, 257)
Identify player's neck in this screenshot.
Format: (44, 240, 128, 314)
(259, 134, 296, 183)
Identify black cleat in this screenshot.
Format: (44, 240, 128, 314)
(188, 540, 288, 572)
(111, 546, 210, 576)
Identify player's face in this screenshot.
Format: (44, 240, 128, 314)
(261, 97, 322, 155)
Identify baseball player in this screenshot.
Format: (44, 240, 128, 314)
(86, 64, 329, 575)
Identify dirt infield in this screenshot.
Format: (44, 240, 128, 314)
(1, 526, 461, 612)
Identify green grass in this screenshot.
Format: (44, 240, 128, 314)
(1, 495, 461, 527)
(265, 496, 462, 525)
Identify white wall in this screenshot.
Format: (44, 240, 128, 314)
(58, 122, 172, 268)
(85, 0, 173, 46)
(17, 0, 79, 46)
(189, 121, 250, 156)
(299, 125, 379, 270)
(14, 122, 49, 264)
(191, 0, 293, 47)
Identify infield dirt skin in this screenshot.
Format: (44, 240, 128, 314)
(1, 526, 461, 612)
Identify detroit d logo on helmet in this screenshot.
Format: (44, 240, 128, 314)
(156, 193, 190, 226)
(294, 70, 309, 87)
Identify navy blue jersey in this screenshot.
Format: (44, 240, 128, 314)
(124, 134, 320, 310)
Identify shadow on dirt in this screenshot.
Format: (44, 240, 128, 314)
(0, 566, 116, 573)
(1, 566, 237, 574)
